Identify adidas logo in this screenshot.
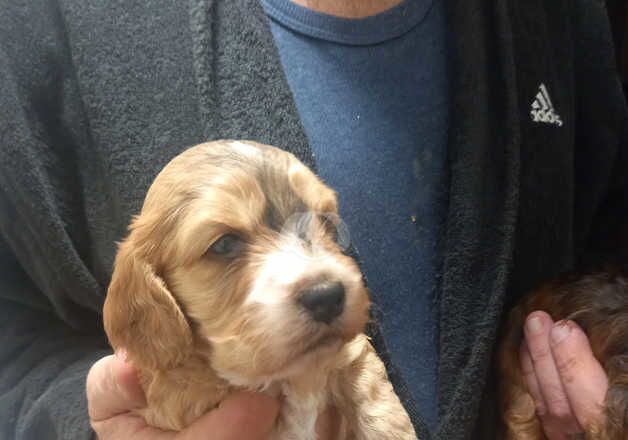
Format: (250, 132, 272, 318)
(530, 83, 563, 127)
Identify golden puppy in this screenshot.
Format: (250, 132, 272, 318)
(497, 271, 628, 439)
(103, 141, 417, 439)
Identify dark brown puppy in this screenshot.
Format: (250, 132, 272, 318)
(498, 271, 628, 439)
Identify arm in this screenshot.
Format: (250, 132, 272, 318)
(0, 2, 115, 437)
(0, 288, 279, 440)
(0, 303, 107, 439)
(0, 240, 110, 439)
(0, 4, 280, 438)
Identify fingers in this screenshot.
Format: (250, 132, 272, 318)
(88, 352, 172, 440)
(87, 355, 279, 440)
(520, 342, 545, 415)
(93, 413, 175, 440)
(549, 320, 608, 430)
(523, 312, 583, 438)
(86, 352, 147, 422)
(524, 312, 578, 427)
(179, 392, 279, 440)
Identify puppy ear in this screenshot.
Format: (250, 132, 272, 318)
(103, 240, 193, 370)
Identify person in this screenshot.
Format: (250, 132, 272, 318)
(0, 0, 625, 439)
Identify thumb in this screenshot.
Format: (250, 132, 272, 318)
(179, 392, 279, 440)
(550, 320, 608, 430)
(87, 351, 147, 422)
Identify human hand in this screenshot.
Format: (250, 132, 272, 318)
(86, 352, 279, 439)
(520, 311, 608, 440)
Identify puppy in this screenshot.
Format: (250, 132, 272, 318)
(497, 271, 628, 439)
(103, 140, 417, 439)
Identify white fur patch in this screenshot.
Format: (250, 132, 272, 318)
(228, 140, 260, 158)
(245, 239, 361, 307)
(275, 383, 325, 440)
(270, 370, 328, 440)
(214, 357, 330, 440)
(246, 244, 310, 306)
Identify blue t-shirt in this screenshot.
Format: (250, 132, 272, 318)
(263, 0, 449, 426)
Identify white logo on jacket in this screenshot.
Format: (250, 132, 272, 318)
(530, 83, 563, 127)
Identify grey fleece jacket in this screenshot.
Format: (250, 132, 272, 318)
(0, 0, 626, 439)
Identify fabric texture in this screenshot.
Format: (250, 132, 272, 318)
(0, 0, 626, 439)
(264, 0, 449, 426)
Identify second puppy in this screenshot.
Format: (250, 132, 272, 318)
(497, 271, 628, 439)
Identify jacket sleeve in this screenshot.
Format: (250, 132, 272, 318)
(0, 2, 112, 438)
(573, 0, 628, 268)
(0, 240, 109, 439)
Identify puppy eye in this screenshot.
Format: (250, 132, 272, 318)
(209, 234, 244, 258)
(319, 213, 350, 251)
(319, 215, 338, 241)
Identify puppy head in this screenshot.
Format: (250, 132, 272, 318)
(104, 141, 370, 385)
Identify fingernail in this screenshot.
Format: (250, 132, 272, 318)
(551, 322, 571, 344)
(526, 316, 543, 335)
(115, 348, 128, 363)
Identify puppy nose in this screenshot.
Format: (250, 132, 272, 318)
(297, 281, 345, 324)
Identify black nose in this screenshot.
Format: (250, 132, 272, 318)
(297, 281, 345, 324)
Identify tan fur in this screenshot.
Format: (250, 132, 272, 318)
(497, 271, 628, 439)
(103, 140, 417, 439)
